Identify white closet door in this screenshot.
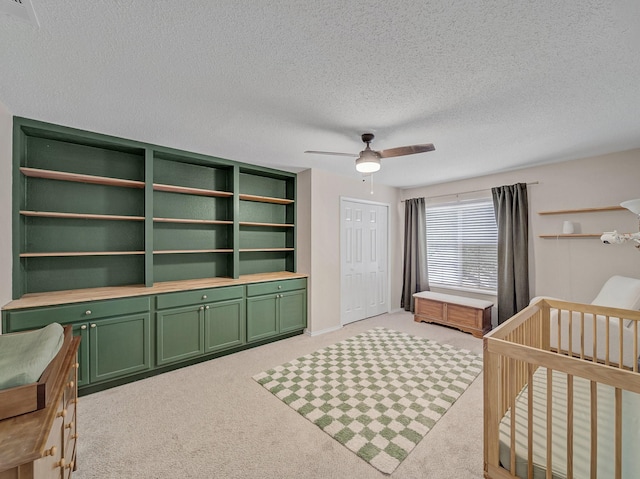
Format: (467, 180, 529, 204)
(341, 199, 388, 325)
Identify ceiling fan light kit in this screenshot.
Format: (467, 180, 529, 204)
(305, 133, 435, 174)
(355, 149, 381, 173)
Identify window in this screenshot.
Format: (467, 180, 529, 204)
(426, 198, 498, 293)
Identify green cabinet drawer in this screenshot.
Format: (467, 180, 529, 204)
(156, 285, 245, 310)
(4, 296, 151, 332)
(246, 278, 306, 297)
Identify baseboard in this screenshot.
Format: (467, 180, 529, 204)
(389, 308, 403, 314)
(304, 324, 343, 337)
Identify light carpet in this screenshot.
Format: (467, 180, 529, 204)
(253, 327, 483, 475)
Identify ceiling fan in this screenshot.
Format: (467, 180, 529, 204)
(305, 133, 435, 173)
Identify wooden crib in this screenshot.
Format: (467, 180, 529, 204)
(484, 298, 640, 479)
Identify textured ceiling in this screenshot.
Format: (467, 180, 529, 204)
(1, 1, 639, 188)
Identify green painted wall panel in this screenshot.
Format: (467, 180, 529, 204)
(153, 253, 231, 282)
(239, 172, 289, 198)
(153, 223, 230, 251)
(238, 201, 286, 224)
(25, 135, 144, 180)
(154, 158, 230, 192)
(238, 252, 290, 275)
(25, 217, 143, 252)
(24, 255, 144, 293)
(26, 179, 144, 216)
(153, 191, 231, 221)
(239, 227, 288, 249)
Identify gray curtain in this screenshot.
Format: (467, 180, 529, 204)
(491, 183, 530, 324)
(401, 197, 429, 312)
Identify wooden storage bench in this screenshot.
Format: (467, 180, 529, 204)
(413, 291, 493, 338)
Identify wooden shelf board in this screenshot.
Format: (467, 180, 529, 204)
(20, 251, 145, 257)
(539, 234, 602, 238)
(153, 249, 233, 254)
(239, 221, 295, 228)
(20, 210, 145, 221)
(20, 167, 145, 189)
(538, 206, 625, 215)
(154, 217, 233, 225)
(153, 183, 233, 198)
(239, 248, 295, 252)
(239, 194, 294, 205)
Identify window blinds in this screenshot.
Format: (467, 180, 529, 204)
(425, 199, 498, 293)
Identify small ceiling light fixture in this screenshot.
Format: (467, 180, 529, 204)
(355, 145, 381, 173)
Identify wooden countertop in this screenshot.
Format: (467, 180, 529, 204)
(3, 271, 308, 310)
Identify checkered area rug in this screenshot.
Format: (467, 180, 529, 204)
(253, 327, 483, 474)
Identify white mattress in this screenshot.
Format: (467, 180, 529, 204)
(499, 367, 640, 479)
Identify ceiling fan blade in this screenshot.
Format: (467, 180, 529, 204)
(378, 144, 435, 158)
(304, 150, 359, 158)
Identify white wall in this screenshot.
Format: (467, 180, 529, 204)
(298, 168, 402, 335)
(0, 101, 12, 320)
(402, 149, 640, 309)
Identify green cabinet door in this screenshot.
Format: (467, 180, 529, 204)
(205, 298, 245, 353)
(279, 289, 307, 333)
(156, 305, 205, 366)
(246, 295, 278, 342)
(247, 288, 307, 342)
(89, 313, 151, 383)
(72, 323, 90, 387)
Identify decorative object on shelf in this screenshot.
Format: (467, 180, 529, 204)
(304, 133, 435, 174)
(562, 220, 574, 234)
(600, 199, 640, 249)
(538, 205, 626, 239)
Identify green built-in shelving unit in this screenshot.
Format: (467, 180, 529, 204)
(12, 117, 297, 298)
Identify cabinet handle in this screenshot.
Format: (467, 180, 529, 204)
(199, 306, 204, 311)
(71, 433, 79, 440)
(43, 445, 57, 457)
(65, 421, 75, 430)
(67, 380, 74, 389)
(205, 305, 209, 310)
(85, 310, 92, 315)
(278, 285, 282, 289)
(202, 294, 207, 300)
(66, 461, 75, 470)
(90, 323, 97, 328)
(80, 325, 87, 330)
(55, 459, 66, 469)
(57, 409, 67, 418)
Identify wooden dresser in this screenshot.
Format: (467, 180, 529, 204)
(0, 332, 80, 479)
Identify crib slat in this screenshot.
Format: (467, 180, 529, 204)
(593, 317, 597, 364)
(509, 358, 516, 475)
(546, 368, 553, 479)
(634, 321, 638, 373)
(619, 317, 624, 369)
(580, 312, 585, 360)
(527, 364, 534, 479)
(590, 381, 597, 479)
(605, 316, 610, 366)
(567, 374, 574, 479)
(615, 387, 622, 479)
(568, 310, 573, 357)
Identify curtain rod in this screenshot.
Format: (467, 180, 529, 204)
(401, 181, 539, 202)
